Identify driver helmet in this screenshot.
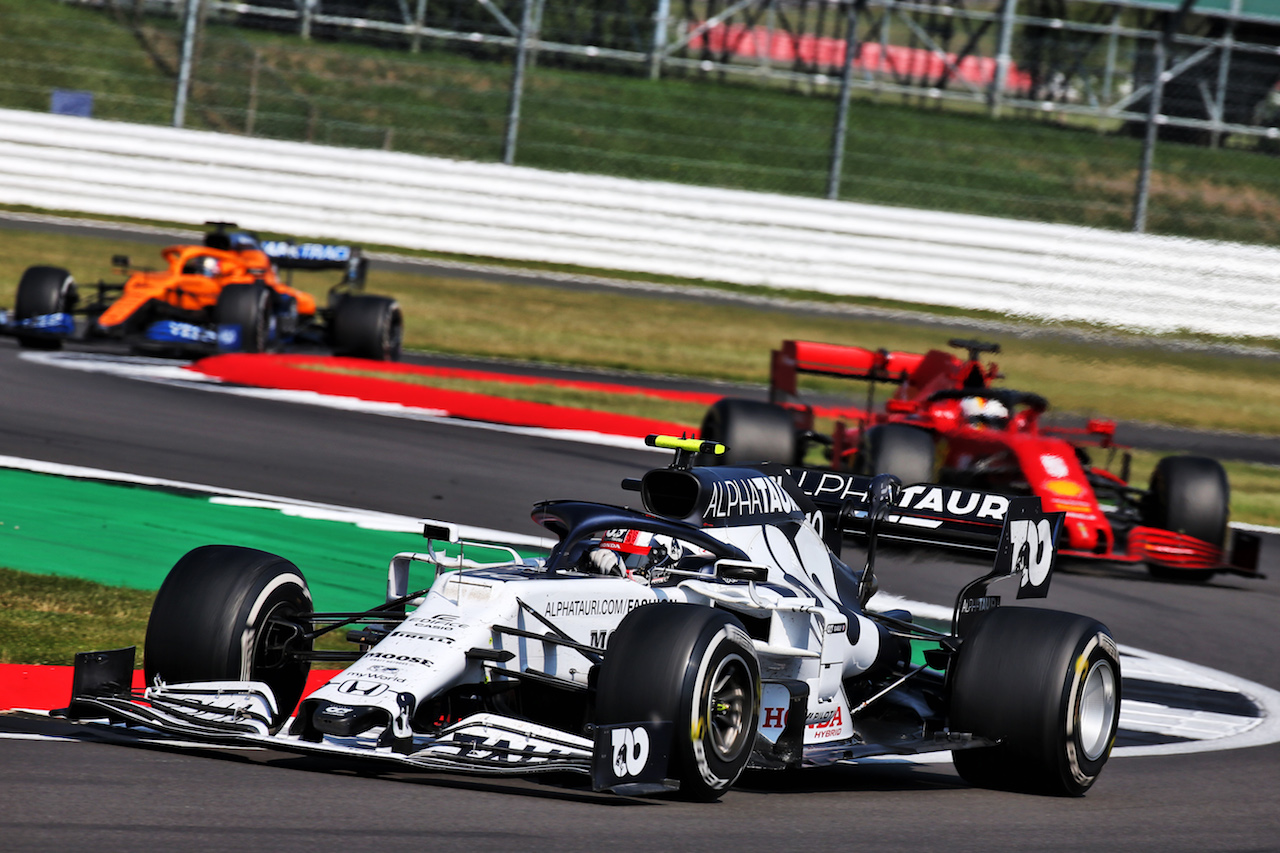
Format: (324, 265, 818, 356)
(960, 395, 1009, 427)
(182, 255, 221, 277)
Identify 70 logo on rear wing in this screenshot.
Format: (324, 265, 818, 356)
(952, 497, 1066, 636)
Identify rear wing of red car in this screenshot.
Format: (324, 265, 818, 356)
(770, 340, 925, 400)
(768, 338, 1002, 410)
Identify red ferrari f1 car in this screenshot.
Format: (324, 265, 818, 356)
(699, 338, 1259, 582)
(1, 222, 402, 360)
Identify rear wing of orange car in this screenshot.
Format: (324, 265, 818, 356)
(261, 240, 368, 288)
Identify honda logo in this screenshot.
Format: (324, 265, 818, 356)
(337, 679, 388, 697)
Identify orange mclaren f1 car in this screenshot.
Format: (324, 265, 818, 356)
(1, 223, 402, 360)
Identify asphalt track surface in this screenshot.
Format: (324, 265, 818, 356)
(3, 341, 1280, 853)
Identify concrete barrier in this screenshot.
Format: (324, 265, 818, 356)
(2, 107, 1276, 338)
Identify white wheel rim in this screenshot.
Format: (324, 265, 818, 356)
(1078, 659, 1118, 761)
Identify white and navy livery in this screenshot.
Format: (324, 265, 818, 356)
(61, 436, 1121, 800)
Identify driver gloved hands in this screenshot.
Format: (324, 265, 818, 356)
(586, 548, 627, 576)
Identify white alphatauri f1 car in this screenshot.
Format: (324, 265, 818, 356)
(60, 436, 1121, 800)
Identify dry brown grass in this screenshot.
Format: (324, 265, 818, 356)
(1077, 166, 1280, 231)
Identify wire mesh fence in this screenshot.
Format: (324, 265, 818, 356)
(6, 0, 1280, 244)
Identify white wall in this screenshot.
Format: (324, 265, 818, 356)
(3, 107, 1277, 338)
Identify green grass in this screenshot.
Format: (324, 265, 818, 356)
(7, 1, 1280, 242)
(0, 566, 354, 667)
(1219, 460, 1280, 529)
(0, 567, 152, 665)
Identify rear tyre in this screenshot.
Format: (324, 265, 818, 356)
(949, 607, 1120, 796)
(215, 284, 272, 353)
(14, 265, 76, 350)
(857, 423, 935, 485)
(699, 398, 798, 465)
(144, 545, 314, 728)
(597, 604, 760, 801)
(1143, 455, 1229, 582)
(331, 295, 403, 361)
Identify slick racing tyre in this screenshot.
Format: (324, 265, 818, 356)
(14, 265, 76, 350)
(331, 295, 403, 361)
(949, 607, 1120, 797)
(699, 398, 799, 465)
(1143, 455, 1229, 582)
(144, 545, 314, 728)
(215, 284, 272, 353)
(856, 423, 935, 485)
(596, 604, 760, 801)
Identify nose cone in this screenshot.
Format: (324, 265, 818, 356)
(1065, 519, 1100, 551)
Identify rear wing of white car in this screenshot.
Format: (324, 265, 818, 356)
(781, 464, 1013, 553)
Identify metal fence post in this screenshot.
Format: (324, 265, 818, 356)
(1211, 0, 1241, 148)
(1102, 5, 1121, 103)
(989, 0, 1018, 117)
(528, 0, 546, 71)
(172, 0, 200, 128)
(412, 0, 428, 53)
(246, 48, 261, 135)
(1133, 0, 1198, 233)
(650, 0, 672, 80)
(827, 0, 861, 200)
(503, 0, 536, 166)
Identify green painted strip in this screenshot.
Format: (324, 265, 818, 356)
(0, 468, 544, 612)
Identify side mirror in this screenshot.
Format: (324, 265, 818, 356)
(421, 520, 459, 543)
(715, 559, 769, 582)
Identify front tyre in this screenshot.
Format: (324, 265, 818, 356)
(1143, 455, 1229, 582)
(596, 604, 760, 801)
(15, 265, 77, 350)
(144, 545, 314, 728)
(949, 607, 1120, 796)
(215, 284, 272, 353)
